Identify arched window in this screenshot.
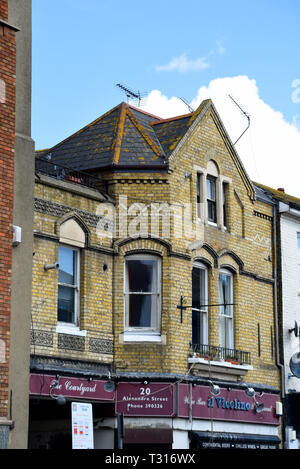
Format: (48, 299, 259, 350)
(192, 262, 208, 346)
(57, 217, 86, 327)
(219, 269, 234, 350)
(195, 159, 230, 229)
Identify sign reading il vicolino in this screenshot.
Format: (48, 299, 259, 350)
(116, 382, 175, 417)
(178, 384, 279, 425)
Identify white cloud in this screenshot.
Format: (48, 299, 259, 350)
(216, 39, 226, 56)
(155, 53, 209, 73)
(142, 76, 300, 198)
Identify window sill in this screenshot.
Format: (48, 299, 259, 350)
(120, 332, 166, 344)
(56, 324, 87, 337)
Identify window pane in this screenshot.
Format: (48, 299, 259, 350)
(192, 267, 206, 310)
(223, 183, 227, 227)
(207, 177, 216, 201)
(219, 272, 232, 316)
(207, 200, 216, 223)
(128, 294, 152, 327)
(58, 285, 75, 323)
(192, 266, 207, 345)
(127, 260, 156, 292)
(219, 271, 234, 349)
(197, 174, 201, 218)
(59, 247, 76, 285)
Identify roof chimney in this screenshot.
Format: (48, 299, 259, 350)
(277, 188, 285, 193)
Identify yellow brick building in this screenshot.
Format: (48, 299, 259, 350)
(29, 99, 282, 450)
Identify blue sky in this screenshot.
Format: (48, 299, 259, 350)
(32, 0, 300, 195)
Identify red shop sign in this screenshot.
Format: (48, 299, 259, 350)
(30, 373, 115, 401)
(116, 382, 175, 417)
(178, 384, 280, 425)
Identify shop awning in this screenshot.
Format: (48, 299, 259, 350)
(189, 431, 281, 449)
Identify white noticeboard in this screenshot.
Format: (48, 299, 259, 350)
(71, 402, 94, 449)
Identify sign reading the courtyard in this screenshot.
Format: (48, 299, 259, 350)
(30, 373, 115, 401)
(116, 382, 175, 417)
(178, 384, 279, 425)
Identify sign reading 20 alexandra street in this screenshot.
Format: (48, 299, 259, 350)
(116, 382, 175, 417)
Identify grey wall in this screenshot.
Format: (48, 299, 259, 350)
(8, 0, 35, 449)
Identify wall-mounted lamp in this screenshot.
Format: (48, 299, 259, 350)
(245, 386, 264, 413)
(245, 387, 255, 398)
(289, 321, 299, 337)
(49, 375, 66, 405)
(208, 380, 220, 396)
(44, 262, 59, 271)
(254, 401, 264, 413)
(104, 372, 115, 393)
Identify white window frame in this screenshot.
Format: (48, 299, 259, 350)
(219, 268, 234, 350)
(57, 245, 80, 329)
(124, 254, 161, 337)
(192, 262, 208, 345)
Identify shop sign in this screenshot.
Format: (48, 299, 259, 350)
(71, 402, 94, 449)
(178, 384, 279, 425)
(116, 382, 175, 417)
(29, 373, 115, 401)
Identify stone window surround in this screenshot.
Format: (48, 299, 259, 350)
(194, 163, 231, 231)
(56, 217, 87, 337)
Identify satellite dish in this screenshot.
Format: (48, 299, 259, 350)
(290, 351, 300, 378)
(289, 321, 299, 337)
(104, 380, 115, 392)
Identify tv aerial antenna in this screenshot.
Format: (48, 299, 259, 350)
(179, 97, 194, 113)
(116, 83, 147, 107)
(228, 94, 250, 145)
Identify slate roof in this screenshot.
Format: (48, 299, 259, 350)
(35, 101, 210, 172)
(254, 183, 300, 209)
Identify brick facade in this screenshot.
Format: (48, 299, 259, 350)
(0, 0, 16, 421)
(30, 100, 282, 448)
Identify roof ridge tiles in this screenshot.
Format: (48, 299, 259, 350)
(150, 112, 193, 125)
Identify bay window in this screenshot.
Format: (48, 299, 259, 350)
(124, 254, 161, 333)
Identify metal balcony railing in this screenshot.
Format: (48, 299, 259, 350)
(35, 158, 108, 192)
(190, 343, 251, 365)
